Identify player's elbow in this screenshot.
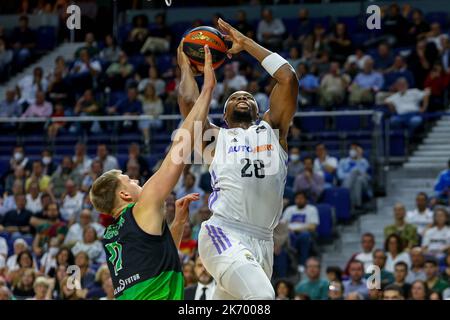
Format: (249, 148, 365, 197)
(277, 65, 298, 85)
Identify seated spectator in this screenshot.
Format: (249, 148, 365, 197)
(274, 279, 295, 300)
(50, 156, 82, 199)
(327, 23, 352, 64)
(70, 143, 91, 178)
(423, 63, 450, 110)
(140, 13, 171, 54)
(382, 55, 415, 94)
(345, 233, 376, 273)
(221, 64, 248, 98)
(99, 34, 120, 63)
(384, 234, 412, 273)
(343, 260, 368, 299)
(16, 65, 34, 97)
(182, 261, 196, 288)
(368, 249, 395, 288)
(12, 268, 36, 299)
(8, 250, 38, 285)
(0, 89, 21, 118)
(314, 143, 338, 188)
(406, 192, 434, 238)
(124, 143, 150, 180)
(287, 147, 303, 178)
(75, 33, 99, 58)
(107, 86, 143, 130)
(425, 22, 445, 51)
(139, 83, 164, 147)
(256, 8, 285, 50)
(0, 179, 24, 215)
(25, 181, 42, 215)
(297, 63, 319, 106)
(373, 42, 395, 72)
(287, 46, 302, 70)
(281, 191, 319, 267)
(25, 160, 50, 193)
(38, 237, 60, 275)
(176, 172, 204, 216)
(41, 149, 57, 177)
(48, 247, 75, 279)
(272, 221, 290, 280)
(47, 70, 70, 106)
(328, 281, 344, 300)
(81, 160, 103, 193)
(73, 89, 101, 134)
(295, 257, 328, 300)
(69, 49, 102, 93)
(137, 66, 166, 97)
(432, 159, 450, 206)
(5, 238, 29, 272)
(4, 165, 26, 197)
(0, 39, 13, 78)
(7, 145, 31, 175)
(408, 9, 430, 44)
(348, 57, 384, 106)
(407, 39, 438, 90)
(337, 143, 371, 210)
(94, 144, 119, 172)
(21, 91, 52, 118)
(422, 207, 450, 259)
(384, 203, 419, 249)
(124, 160, 143, 186)
(99, 277, 115, 300)
(86, 265, 110, 299)
(31, 203, 67, 258)
(382, 284, 405, 300)
(11, 15, 36, 66)
(406, 247, 427, 283)
(293, 156, 324, 203)
(0, 194, 32, 237)
(47, 102, 67, 140)
(382, 3, 409, 46)
(410, 280, 429, 300)
(71, 226, 105, 264)
(293, 8, 312, 41)
(59, 179, 84, 223)
(318, 62, 350, 107)
(64, 208, 104, 247)
(28, 276, 53, 300)
(424, 258, 449, 294)
(124, 14, 149, 56)
(393, 262, 411, 299)
(73, 251, 95, 289)
(235, 10, 255, 39)
(184, 255, 216, 300)
(105, 51, 134, 91)
(345, 47, 371, 71)
(303, 24, 327, 58)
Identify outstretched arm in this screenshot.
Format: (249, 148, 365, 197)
(133, 45, 216, 233)
(218, 18, 298, 151)
(170, 193, 200, 249)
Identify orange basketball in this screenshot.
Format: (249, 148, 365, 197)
(183, 26, 228, 70)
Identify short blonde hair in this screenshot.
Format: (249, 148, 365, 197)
(34, 276, 49, 289)
(89, 169, 122, 214)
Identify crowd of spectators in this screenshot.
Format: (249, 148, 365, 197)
(0, 2, 450, 300)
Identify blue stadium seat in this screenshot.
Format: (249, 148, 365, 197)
(335, 112, 361, 131)
(156, 53, 174, 74)
(336, 16, 360, 33)
(316, 203, 333, 241)
(389, 130, 406, 157)
(36, 26, 56, 51)
(118, 23, 133, 45)
(310, 16, 331, 31)
(321, 187, 351, 222)
(286, 175, 295, 188)
(425, 12, 448, 27)
(299, 108, 326, 133)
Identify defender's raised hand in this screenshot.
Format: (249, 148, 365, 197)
(202, 45, 217, 91)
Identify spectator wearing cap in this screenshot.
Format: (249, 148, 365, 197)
(295, 257, 328, 300)
(343, 260, 368, 299)
(406, 192, 434, 237)
(422, 207, 450, 259)
(432, 159, 450, 206)
(384, 203, 419, 249)
(293, 156, 324, 203)
(424, 258, 449, 294)
(281, 192, 319, 268)
(406, 247, 427, 283)
(337, 143, 371, 210)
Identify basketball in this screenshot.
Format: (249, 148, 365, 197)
(183, 26, 228, 70)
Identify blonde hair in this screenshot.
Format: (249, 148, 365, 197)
(95, 264, 110, 283)
(89, 169, 122, 214)
(34, 276, 49, 290)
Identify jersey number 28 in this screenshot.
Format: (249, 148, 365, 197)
(241, 158, 265, 178)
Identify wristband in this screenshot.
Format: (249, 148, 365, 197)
(261, 53, 288, 77)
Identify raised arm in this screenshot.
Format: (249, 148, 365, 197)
(218, 18, 298, 150)
(133, 45, 216, 221)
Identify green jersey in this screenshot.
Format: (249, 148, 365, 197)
(102, 204, 184, 300)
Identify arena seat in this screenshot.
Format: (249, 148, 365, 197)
(36, 26, 57, 51)
(425, 12, 448, 27)
(336, 16, 360, 33)
(321, 187, 351, 222)
(315, 203, 334, 242)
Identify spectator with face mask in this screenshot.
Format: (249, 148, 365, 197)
(41, 149, 57, 176)
(184, 255, 216, 300)
(337, 143, 371, 210)
(287, 147, 303, 178)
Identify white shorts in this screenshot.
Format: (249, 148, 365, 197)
(198, 215, 275, 300)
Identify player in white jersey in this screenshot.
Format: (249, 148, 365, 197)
(177, 19, 298, 299)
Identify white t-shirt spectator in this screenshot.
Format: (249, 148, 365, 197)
(354, 251, 374, 272)
(406, 208, 434, 236)
(281, 204, 319, 231)
(95, 155, 119, 172)
(385, 252, 412, 273)
(313, 156, 338, 176)
(64, 222, 105, 245)
(138, 78, 166, 97)
(385, 89, 425, 115)
(257, 19, 286, 43)
(17, 75, 49, 105)
(346, 54, 371, 70)
(72, 60, 102, 74)
(72, 240, 106, 264)
(73, 156, 92, 176)
(225, 75, 248, 91)
(0, 237, 7, 258)
(25, 194, 42, 215)
(60, 192, 85, 221)
(422, 226, 450, 256)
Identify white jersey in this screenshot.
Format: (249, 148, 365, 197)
(208, 120, 288, 232)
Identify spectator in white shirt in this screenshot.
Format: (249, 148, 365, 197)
(384, 234, 412, 273)
(16, 67, 48, 106)
(281, 191, 319, 267)
(5, 238, 29, 272)
(70, 49, 101, 76)
(25, 181, 42, 215)
(406, 192, 434, 237)
(314, 143, 338, 188)
(95, 144, 119, 173)
(71, 226, 106, 264)
(0, 236, 7, 260)
(222, 63, 248, 98)
(184, 256, 216, 300)
(72, 142, 92, 177)
(138, 66, 166, 97)
(64, 208, 105, 246)
(60, 179, 85, 222)
(345, 233, 376, 273)
(385, 77, 430, 134)
(422, 207, 450, 259)
(257, 8, 286, 49)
